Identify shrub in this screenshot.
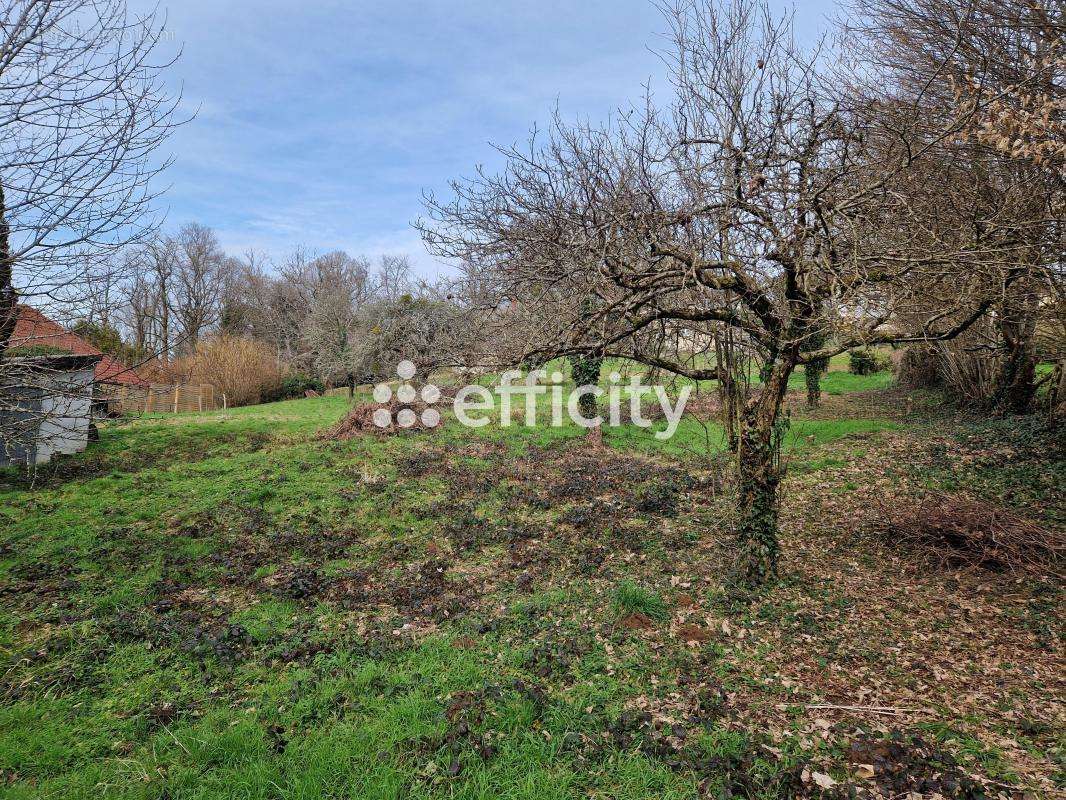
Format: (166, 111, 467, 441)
(136, 357, 181, 384)
(634, 481, 680, 517)
(283, 372, 325, 398)
(262, 372, 326, 402)
(896, 338, 1029, 411)
(932, 341, 1000, 410)
(896, 346, 941, 389)
(173, 335, 284, 407)
(848, 348, 890, 375)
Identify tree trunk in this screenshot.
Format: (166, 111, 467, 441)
(0, 180, 17, 354)
(159, 281, 170, 362)
(715, 328, 741, 451)
(804, 356, 828, 408)
(1053, 360, 1066, 417)
(735, 358, 793, 586)
(570, 353, 603, 419)
(990, 286, 1037, 414)
(802, 321, 829, 408)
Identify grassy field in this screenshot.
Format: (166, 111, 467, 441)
(0, 372, 1061, 799)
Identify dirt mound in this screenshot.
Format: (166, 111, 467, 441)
(322, 398, 439, 439)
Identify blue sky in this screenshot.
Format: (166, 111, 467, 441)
(138, 0, 836, 277)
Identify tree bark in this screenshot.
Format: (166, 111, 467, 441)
(990, 284, 1037, 414)
(0, 180, 16, 354)
(715, 328, 741, 451)
(159, 277, 170, 362)
(735, 356, 794, 586)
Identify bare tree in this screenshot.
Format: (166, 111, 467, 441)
(218, 249, 270, 336)
(843, 0, 1064, 412)
(842, 0, 1064, 168)
(345, 288, 471, 386)
(299, 251, 372, 387)
(420, 0, 1022, 585)
(0, 0, 182, 345)
(0, 0, 181, 467)
(124, 233, 180, 362)
(374, 253, 414, 301)
(123, 269, 155, 357)
(172, 223, 229, 354)
(219, 250, 308, 364)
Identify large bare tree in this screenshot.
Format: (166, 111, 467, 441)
(0, 0, 180, 466)
(421, 0, 1025, 585)
(843, 0, 1064, 411)
(172, 223, 229, 355)
(0, 0, 182, 347)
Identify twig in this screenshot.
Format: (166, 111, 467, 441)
(162, 723, 192, 756)
(804, 704, 926, 715)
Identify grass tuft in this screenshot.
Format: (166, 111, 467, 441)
(611, 580, 670, 622)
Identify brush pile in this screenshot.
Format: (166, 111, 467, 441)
(873, 491, 1064, 574)
(322, 398, 438, 439)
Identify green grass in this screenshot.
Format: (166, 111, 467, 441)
(788, 366, 895, 395)
(611, 581, 670, 622)
(0, 373, 1042, 799)
(2, 396, 717, 798)
(427, 366, 898, 461)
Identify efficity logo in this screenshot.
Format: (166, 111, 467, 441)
(372, 360, 443, 428)
(373, 361, 692, 440)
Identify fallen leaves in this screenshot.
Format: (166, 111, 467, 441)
(811, 771, 838, 789)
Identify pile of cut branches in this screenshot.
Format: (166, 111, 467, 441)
(322, 398, 437, 439)
(872, 491, 1064, 575)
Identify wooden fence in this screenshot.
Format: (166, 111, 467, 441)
(104, 383, 224, 415)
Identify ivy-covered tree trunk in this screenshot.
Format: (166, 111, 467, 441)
(801, 321, 829, 408)
(570, 353, 603, 419)
(804, 355, 829, 407)
(735, 357, 793, 586)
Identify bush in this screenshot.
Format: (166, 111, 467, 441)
(896, 346, 941, 389)
(633, 481, 680, 517)
(896, 338, 1014, 411)
(283, 373, 325, 398)
(262, 372, 326, 403)
(173, 335, 284, 407)
(848, 348, 890, 375)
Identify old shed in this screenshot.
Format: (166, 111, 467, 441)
(0, 354, 101, 467)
